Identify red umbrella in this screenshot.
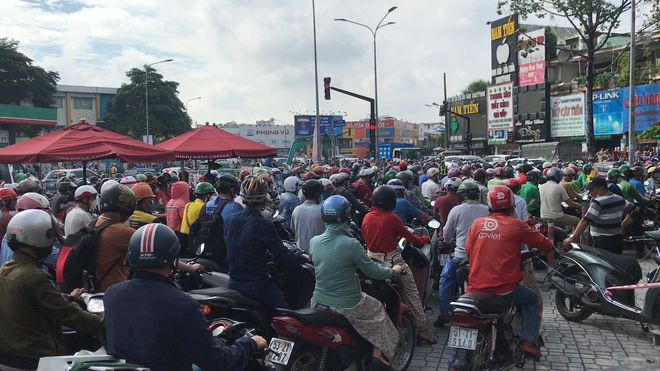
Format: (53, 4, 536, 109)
(0, 122, 175, 163)
(155, 125, 277, 159)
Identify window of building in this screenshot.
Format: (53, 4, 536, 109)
(73, 98, 93, 110)
(55, 97, 64, 109)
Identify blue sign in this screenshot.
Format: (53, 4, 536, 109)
(622, 84, 660, 132)
(592, 89, 624, 135)
(294, 115, 345, 136)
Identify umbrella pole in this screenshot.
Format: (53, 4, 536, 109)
(82, 161, 87, 185)
(180, 159, 185, 183)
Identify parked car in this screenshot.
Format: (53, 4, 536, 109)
(483, 155, 510, 165)
(41, 169, 101, 192)
(508, 157, 529, 168)
(594, 161, 616, 177)
(123, 167, 157, 177)
(444, 155, 485, 167)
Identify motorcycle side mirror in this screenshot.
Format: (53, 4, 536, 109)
(398, 238, 407, 251)
(197, 243, 205, 256)
(431, 200, 435, 207)
(428, 220, 441, 229)
(582, 193, 590, 201)
(654, 255, 660, 266)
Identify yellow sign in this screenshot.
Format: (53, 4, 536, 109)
(491, 16, 516, 40)
(450, 100, 480, 116)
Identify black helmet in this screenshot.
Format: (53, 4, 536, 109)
(457, 182, 480, 201)
(66, 183, 78, 202)
(371, 185, 397, 211)
(520, 163, 534, 173)
(100, 183, 136, 217)
(396, 171, 414, 188)
(58, 180, 73, 194)
(240, 176, 269, 206)
(321, 195, 352, 223)
(301, 179, 324, 199)
(128, 224, 180, 269)
(216, 174, 239, 195)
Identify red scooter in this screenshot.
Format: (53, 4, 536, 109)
(267, 264, 416, 371)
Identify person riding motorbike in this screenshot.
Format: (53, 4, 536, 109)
(462, 186, 552, 361)
(520, 170, 542, 218)
(64, 185, 98, 236)
(396, 171, 432, 214)
(181, 182, 216, 234)
(463, 168, 489, 205)
(361, 185, 436, 345)
(618, 164, 654, 258)
(433, 177, 462, 225)
(280, 176, 301, 228)
(291, 179, 326, 253)
(104, 223, 266, 370)
(165, 181, 191, 232)
(310, 195, 402, 370)
(15, 179, 43, 196)
(225, 176, 310, 317)
(505, 178, 528, 222)
(0, 188, 18, 239)
(0, 210, 103, 370)
(387, 179, 430, 225)
(129, 182, 160, 229)
(539, 168, 581, 228)
(560, 167, 581, 200)
(353, 169, 374, 207)
(332, 172, 370, 227)
(606, 168, 625, 197)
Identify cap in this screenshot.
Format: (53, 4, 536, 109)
(586, 177, 607, 190)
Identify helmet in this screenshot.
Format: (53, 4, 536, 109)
(240, 176, 269, 206)
(17, 192, 50, 211)
(332, 172, 350, 186)
(0, 188, 18, 202)
(303, 172, 320, 180)
(607, 168, 621, 179)
(216, 174, 239, 195)
(427, 168, 439, 178)
(239, 170, 250, 180)
(520, 164, 534, 173)
(319, 178, 332, 189)
(74, 185, 98, 201)
(58, 180, 74, 194)
(6, 209, 59, 251)
(493, 167, 506, 178)
(120, 176, 137, 185)
(321, 195, 352, 223)
(583, 164, 593, 173)
(313, 166, 328, 175)
(505, 178, 521, 194)
(618, 164, 632, 174)
(526, 170, 541, 181)
(386, 178, 406, 191)
(302, 179, 324, 198)
(194, 182, 216, 196)
(473, 169, 487, 181)
(284, 176, 301, 192)
(371, 185, 397, 210)
(338, 168, 351, 176)
(460, 164, 472, 176)
(358, 168, 372, 178)
(135, 174, 148, 182)
(132, 182, 155, 199)
(270, 168, 281, 174)
(445, 177, 462, 191)
(457, 182, 480, 201)
(128, 224, 180, 269)
(487, 185, 514, 211)
(396, 171, 414, 187)
(632, 166, 644, 177)
(562, 167, 576, 176)
(569, 164, 580, 173)
(100, 179, 119, 194)
(647, 161, 656, 168)
(16, 179, 41, 194)
(382, 170, 397, 183)
(398, 160, 408, 171)
(547, 167, 562, 183)
(542, 161, 553, 169)
(99, 183, 136, 217)
(156, 173, 172, 186)
(649, 166, 658, 174)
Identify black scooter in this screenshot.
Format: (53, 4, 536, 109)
(552, 233, 660, 327)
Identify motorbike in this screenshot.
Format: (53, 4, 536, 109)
(398, 219, 441, 309)
(552, 236, 660, 327)
(267, 260, 415, 371)
(448, 250, 541, 371)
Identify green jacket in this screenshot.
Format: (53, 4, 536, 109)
(0, 250, 103, 360)
(575, 172, 587, 190)
(309, 221, 393, 308)
(519, 181, 540, 212)
(411, 186, 431, 208)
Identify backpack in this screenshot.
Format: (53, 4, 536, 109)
(55, 219, 118, 292)
(188, 199, 231, 264)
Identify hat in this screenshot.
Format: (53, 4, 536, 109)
(586, 177, 607, 190)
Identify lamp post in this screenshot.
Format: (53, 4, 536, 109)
(185, 96, 202, 111)
(335, 6, 397, 152)
(145, 58, 173, 144)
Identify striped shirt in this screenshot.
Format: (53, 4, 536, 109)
(583, 192, 634, 236)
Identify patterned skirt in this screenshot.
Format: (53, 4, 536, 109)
(312, 292, 398, 360)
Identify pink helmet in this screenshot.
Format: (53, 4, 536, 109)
(17, 192, 51, 211)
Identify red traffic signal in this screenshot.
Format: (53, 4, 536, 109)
(369, 124, 376, 131)
(323, 77, 331, 100)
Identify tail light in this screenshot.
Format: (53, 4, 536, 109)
(450, 312, 482, 328)
(271, 317, 303, 336)
(200, 304, 212, 316)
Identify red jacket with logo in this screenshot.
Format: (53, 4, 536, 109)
(465, 213, 551, 294)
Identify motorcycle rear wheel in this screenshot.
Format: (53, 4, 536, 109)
(279, 345, 321, 371)
(555, 273, 593, 322)
(390, 312, 415, 371)
(467, 333, 490, 371)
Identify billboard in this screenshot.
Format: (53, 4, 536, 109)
(623, 84, 660, 132)
(550, 94, 585, 137)
(592, 89, 624, 135)
(490, 15, 519, 85)
(487, 82, 514, 145)
(294, 115, 345, 136)
(517, 29, 546, 87)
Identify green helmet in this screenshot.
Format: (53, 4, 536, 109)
(194, 181, 216, 195)
(457, 182, 480, 201)
(384, 170, 398, 183)
(607, 168, 621, 180)
(618, 164, 631, 174)
(582, 164, 593, 172)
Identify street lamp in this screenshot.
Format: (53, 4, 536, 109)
(145, 58, 173, 144)
(185, 96, 202, 111)
(335, 6, 397, 152)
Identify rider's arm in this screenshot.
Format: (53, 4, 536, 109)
(262, 221, 308, 267)
(443, 208, 457, 242)
(393, 214, 428, 245)
(352, 242, 394, 280)
(518, 220, 552, 254)
(629, 185, 652, 206)
(564, 197, 582, 210)
(564, 219, 590, 246)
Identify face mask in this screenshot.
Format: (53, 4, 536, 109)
(148, 199, 156, 213)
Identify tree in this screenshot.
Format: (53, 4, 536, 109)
(104, 66, 191, 142)
(497, 0, 641, 157)
(0, 38, 60, 136)
(461, 79, 489, 94)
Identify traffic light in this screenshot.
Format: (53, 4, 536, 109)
(438, 105, 446, 115)
(324, 77, 331, 100)
(369, 121, 376, 156)
(465, 132, 473, 149)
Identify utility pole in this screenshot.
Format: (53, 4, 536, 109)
(443, 73, 450, 150)
(628, 0, 636, 165)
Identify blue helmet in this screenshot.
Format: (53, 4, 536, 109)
(128, 224, 180, 269)
(321, 195, 352, 223)
(386, 178, 405, 192)
(547, 167, 562, 183)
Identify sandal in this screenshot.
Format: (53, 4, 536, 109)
(417, 327, 437, 345)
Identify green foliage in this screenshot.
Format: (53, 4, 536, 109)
(104, 66, 191, 142)
(614, 51, 653, 87)
(637, 122, 660, 139)
(461, 79, 489, 94)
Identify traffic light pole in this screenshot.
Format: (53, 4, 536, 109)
(329, 86, 377, 158)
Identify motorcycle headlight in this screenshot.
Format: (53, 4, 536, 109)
(86, 297, 105, 314)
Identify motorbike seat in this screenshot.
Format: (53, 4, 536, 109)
(456, 292, 511, 314)
(577, 244, 642, 284)
(645, 230, 660, 241)
(276, 308, 352, 328)
(189, 287, 262, 307)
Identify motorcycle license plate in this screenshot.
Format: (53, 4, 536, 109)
(448, 326, 478, 350)
(265, 337, 295, 365)
(440, 254, 451, 266)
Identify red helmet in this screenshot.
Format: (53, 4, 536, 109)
(314, 166, 328, 175)
(487, 185, 514, 211)
(398, 160, 408, 171)
(304, 171, 320, 180)
(239, 170, 250, 179)
(505, 178, 521, 194)
(338, 168, 351, 175)
(473, 169, 487, 181)
(493, 167, 506, 178)
(0, 188, 18, 201)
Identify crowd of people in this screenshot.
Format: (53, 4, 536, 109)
(0, 152, 658, 370)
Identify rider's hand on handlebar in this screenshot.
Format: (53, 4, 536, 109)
(418, 236, 430, 245)
(562, 236, 575, 250)
(392, 265, 404, 277)
(251, 335, 268, 350)
(70, 288, 85, 300)
(189, 263, 206, 273)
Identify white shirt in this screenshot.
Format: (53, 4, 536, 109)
(539, 181, 569, 220)
(512, 194, 529, 222)
(421, 179, 440, 199)
(64, 206, 93, 236)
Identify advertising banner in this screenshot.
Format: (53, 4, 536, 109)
(592, 89, 624, 135)
(294, 115, 345, 136)
(622, 84, 660, 132)
(550, 94, 585, 137)
(487, 82, 514, 145)
(517, 29, 546, 87)
(490, 15, 519, 85)
(515, 118, 546, 143)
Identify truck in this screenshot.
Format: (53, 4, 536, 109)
(520, 141, 582, 161)
(379, 142, 416, 160)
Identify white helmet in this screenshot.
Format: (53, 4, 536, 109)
(120, 176, 137, 185)
(7, 209, 59, 250)
(100, 179, 119, 194)
(74, 185, 98, 201)
(284, 176, 300, 193)
(16, 192, 50, 211)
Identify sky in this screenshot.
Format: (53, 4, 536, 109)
(0, 0, 642, 127)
